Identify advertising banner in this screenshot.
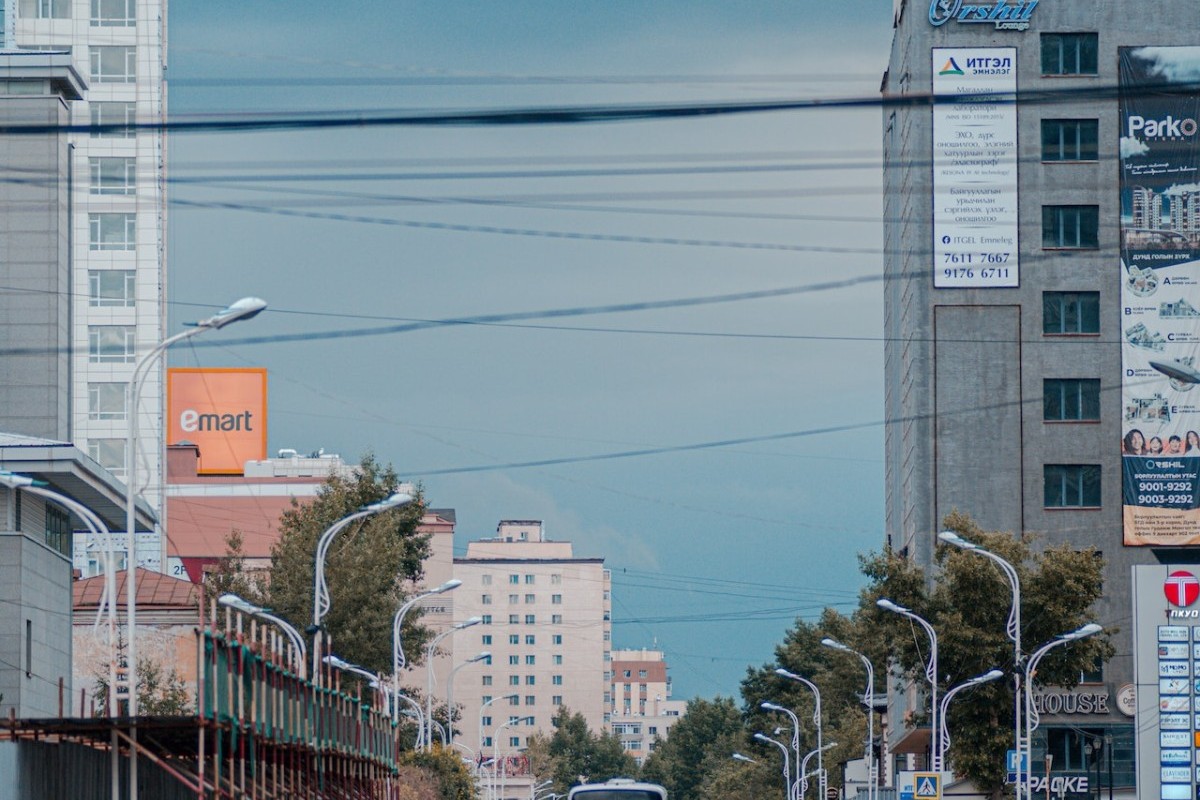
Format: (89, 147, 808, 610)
(1120, 47, 1200, 546)
(931, 47, 1019, 288)
(167, 368, 267, 475)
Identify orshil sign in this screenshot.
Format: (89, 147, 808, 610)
(928, 0, 1039, 31)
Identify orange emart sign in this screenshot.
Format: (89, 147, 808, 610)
(167, 368, 267, 474)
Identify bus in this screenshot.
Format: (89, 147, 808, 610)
(567, 778, 668, 800)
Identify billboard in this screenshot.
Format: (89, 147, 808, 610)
(1120, 47, 1200, 546)
(167, 368, 267, 475)
(932, 47, 1019, 288)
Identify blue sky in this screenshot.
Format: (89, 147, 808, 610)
(166, 1, 896, 698)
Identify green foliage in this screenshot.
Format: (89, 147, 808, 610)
(639, 696, 744, 800)
(263, 455, 432, 674)
(399, 746, 476, 800)
(531, 707, 638, 792)
(202, 529, 262, 603)
(858, 512, 1112, 793)
(95, 654, 192, 716)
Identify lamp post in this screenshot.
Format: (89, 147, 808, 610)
(775, 669, 825, 800)
(732, 753, 759, 765)
(393, 579, 462, 722)
(493, 715, 534, 800)
(761, 701, 801, 799)
(447, 651, 490, 750)
(938, 669, 1004, 763)
(877, 598, 940, 770)
(938, 531, 1024, 789)
(531, 778, 553, 800)
(425, 617, 483, 749)
(217, 594, 307, 676)
(821, 638, 876, 800)
(754, 732, 793, 800)
(480, 693, 520, 772)
(323, 655, 388, 710)
(798, 742, 837, 800)
(121, 295, 267, 800)
(311, 488, 414, 683)
(1023, 624, 1102, 800)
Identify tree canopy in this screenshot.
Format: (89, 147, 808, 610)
(527, 707, 638, 793)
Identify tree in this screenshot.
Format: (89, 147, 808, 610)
(202, 529, 262, 602)
(639, 696, 744, 800)
(858, 512, 1112, 794)
(263, 455, 432, 674)
(528, 707, 637, 792)
(95, 646, 192, 716)
(399, 747, 476, 800)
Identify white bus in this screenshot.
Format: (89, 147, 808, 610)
(567, 778, 668, 800)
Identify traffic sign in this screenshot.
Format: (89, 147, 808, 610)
(1005, 749, 1027, 772)
(914, 772, 941, 800)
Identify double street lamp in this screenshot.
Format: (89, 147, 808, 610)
(447, 651, 491, 749)
(753, 732, 792, 800)
(938, 669, 1004, 759)
(425, 617, 483, 749)
(218, 594, 307, 676)
(876, 598, 940, 770)
(392, 579, 462, 724)
(774, 669, 824, 800)
(761, 702, 801, 800)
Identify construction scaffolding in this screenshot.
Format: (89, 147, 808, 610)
(0, 603, 408, 799)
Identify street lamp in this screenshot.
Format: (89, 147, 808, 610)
(324, 654, 387, 708)
(876, 598, 940, 770)
(493, 715, 535, 800)
(799, 742, 837, 800)
(821, 637, 876, 800)
(447, 651, 490, 749)
(393, 578, 462, 722)
(761, 701, 801, 799)
(425, 617, 483, 749)
(753, 732, 793, 800)
(774, 669, 825, 800)
(938, 530, 1024, 789)
(311, 488, 414, 682)
(938, 669, 1003, 763)
(217, 594, 307, 676)
(732, 753, 759, 765)
(480, 693, 520, 772)
(1023, 624, 1102, 800)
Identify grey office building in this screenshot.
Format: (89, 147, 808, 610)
(882, 2, 1200, 795)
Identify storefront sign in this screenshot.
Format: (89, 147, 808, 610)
(928, 0, 1039, 31)
(167, 368, 268, 475)
(1032, 690, 1109, 715)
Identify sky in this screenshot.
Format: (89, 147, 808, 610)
(164, 1, 896, 699)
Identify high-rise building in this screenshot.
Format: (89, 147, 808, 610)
(13, 0, 168, 568)
(452, 520, 610, 793)
(608, 648, 686, 766)
(882, 3, 1198, 796)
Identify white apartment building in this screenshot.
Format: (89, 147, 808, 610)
(14, 0, 168, 568)
(608, 648, 686, 766)
(452, 520, 610, 788)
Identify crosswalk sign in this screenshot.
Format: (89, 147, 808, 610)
(914, 772, 941, 800)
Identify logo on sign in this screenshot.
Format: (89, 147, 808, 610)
(928, 0, 1039, 30)
(939, 58, 964, 76)
(1164, 570, 1200, 606)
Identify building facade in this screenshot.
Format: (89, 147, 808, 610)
(13, 0, 168, 567)
(607, 648, 686, 766)
(881, 2, 1200, 795)
(452, 520, 610, 792)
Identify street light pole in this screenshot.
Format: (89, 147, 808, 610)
(447, 652, 490, 750)
(311, 489, 414, 683)
(393, 579, 462, 722)
(124, 296, 266, 800)
(799, 741, 838, 800)
(821, 638, 877, 800)
(479, 693, 519, 772)
(877, 598, 940, 771)
(761, 702, 802, 800)
(1023, 624, 1102, 800)
(938, 530, 1024, 790)
(938, 669, 1004, 763)
(425, 617, 482, 749)
(754, 732, 793, 800)
(217, 594, 307, 676)
(775, 669, 825, 800)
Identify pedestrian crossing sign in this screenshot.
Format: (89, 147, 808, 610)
(914, 772, 941, 800)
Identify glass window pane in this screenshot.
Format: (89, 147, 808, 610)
(88, 383, 127, 420)
(88, 270, 135, 307)
(91, 0, 135, 26)
(90, 212, 136, 250)
(90, 102, 135, 138)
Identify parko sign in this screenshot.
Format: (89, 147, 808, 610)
(928, 0, 1039, 31)
(167, 368, 267, 475)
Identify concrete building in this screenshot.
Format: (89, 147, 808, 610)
(881, 2, 1200, 796)
(452, 521, 610, 796)
(11, 0, 168, 567)
(608, 648, 686, 766)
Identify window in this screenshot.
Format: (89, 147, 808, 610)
(90, 45, 136, 83)
(1080, 657, 1104, 683)
(90, 157, 136, 195)
(1042, 205, 1098, 249)
(525, 635, 535, 645)
(1041, 33, 1098, 76)
(482, 736, 493, 747)
(508, 655, 519, 665)
(508, 594, 519, 604)
(525, 614, 536, 625)
(88, 438, 126, 477)
(44, 503, 70, 555)
(88, 270, 135, 307)
(509, 675, 520, 686)
(524, 574, 535, 584)
(552, 675, 563, 685)
(88, 383, 126, 420)
(623, 670, 632, 678)
(506, 614, 517, 624)
(91, 0, 135, 26)
(509, 574, 519, 584)
(525, 655, 535, 665)
(525, 594, 535, 604)
(481, 574, 492, 585)
(509, 634, 519, 645)
(482, 675, 492, 686)
(551, 614, 562, 624)
(1044, 379, 1100, 421)
(481, 614, 492, 624)
(603, 631, 611, 642)
(1041, 119, 1098, 162)
(482, 635, 492, 645)
(90, 102, 135, 138)
(638, 670, 647, 678)
(1044, 464, 1101, 508)
(551, 574, 561, 585)
(552, 695, 563, 706)
(551, 594, 562, 605)
(482, 594, 492, 605)
(509, 736, 520, 747)
(482, 715, 492, 727)
(553, 654, 563, 665)
(89, 325, 135, 363)
(90, 213, 136, 250)
(525, 695, 535, 705)
(20, 0, 69, 18)
(1045, 727, 1105, 772)
(525, 675, 535, 685)
(552, 634, 562, 645)
(1043, 291, 1099, 335)
(508, 695, 519, 706)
